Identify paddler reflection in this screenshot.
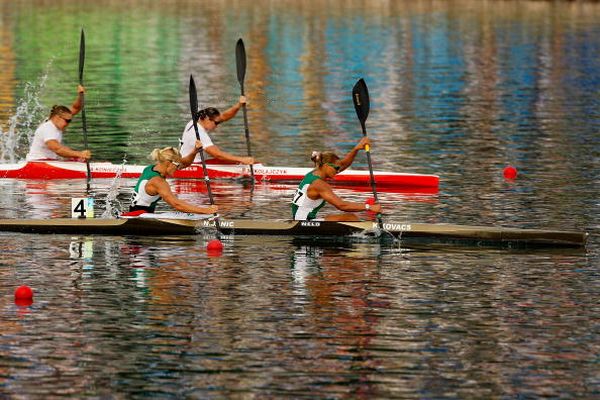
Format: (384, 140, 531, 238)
(69, 238, 94, 260)
(119, 242, 157, 270)
(69, 238, 95, 279)
(24, 181, 82, 219)
(290, 242, 389, 398)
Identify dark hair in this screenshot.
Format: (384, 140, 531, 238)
(49, 105, 71, 118)
(311, 151, 339, 167)
(195, 107, 220, 121)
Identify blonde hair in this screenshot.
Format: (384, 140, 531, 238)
(149, 146, 182, 163)
(310, 151, 339, 167)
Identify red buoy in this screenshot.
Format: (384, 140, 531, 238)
(14, 285, 33, 305)
(503, 165, 518, 179)
(206, 239, 223, 256)
(207, 239, 223, 251)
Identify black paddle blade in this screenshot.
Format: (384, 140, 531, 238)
(189, 74, 198, 119)
(189, 74, 202, 140)
(352, 78, 370, 129)
(78, 29, 85, 83)
(236, 38, 246, 85)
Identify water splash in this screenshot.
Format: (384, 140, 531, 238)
(101, 156, 127, 218)
(0, 67, 51, 163)
(349, 225, 403, 247)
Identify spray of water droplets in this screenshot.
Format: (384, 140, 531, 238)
(0, 64, 53, 163)
(101, 156, 128, 218)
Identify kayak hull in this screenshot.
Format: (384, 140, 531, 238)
(0, 217, 587, 248)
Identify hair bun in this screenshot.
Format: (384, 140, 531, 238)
(310, 151, 320, 163)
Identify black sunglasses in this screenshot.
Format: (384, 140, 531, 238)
(211, 119, 221, 126)
(61, 116, 72, 123)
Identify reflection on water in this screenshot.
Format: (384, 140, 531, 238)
(0, 0, 599, 398)
(1, 234, 596, 398)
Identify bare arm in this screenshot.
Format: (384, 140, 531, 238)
(205, 145, 254, 165)
(69, 85, 85, 116)
(180, 140, 203, 168)
(309, 180, 381, 213)
(46, 139, 91, 160)
(338, 137, 371, 172)
(218, 96, 246, 122)
(148, 177, 218, 214)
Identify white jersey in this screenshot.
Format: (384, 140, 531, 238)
(291, 172, 326, 220)
(130, 165, 162, 211)
(179, 120, 214, 162)
(26, 120, 63, 161)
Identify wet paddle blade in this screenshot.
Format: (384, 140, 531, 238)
(189, 75, 198, 122)
(236, 38, 246, 86)
(352, 78, 370, 132)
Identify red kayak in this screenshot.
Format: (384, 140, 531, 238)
(0, 160, 439, 189)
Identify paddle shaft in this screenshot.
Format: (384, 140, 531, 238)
(189, 75, 220, 229)
(192, 127, 220, 229)
(78, 29, 91, 184)
(239, 82, 254, 179)
(360, 126, 380, 204)
(352, 79, 383, 228)
(360, 125, 382, 227)
(235, 38, 255, 182)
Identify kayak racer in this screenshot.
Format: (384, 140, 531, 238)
(126, 140, 218, 216)
(26, 85, 92, 162)
(179, 96, 255, 165)
(291, 137, 382, 221)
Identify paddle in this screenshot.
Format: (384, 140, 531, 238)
(189, 74, 220, 230)
(78, 28, 91, 186)
(352, 78, 383, 229)
(235, 38, 255, 184)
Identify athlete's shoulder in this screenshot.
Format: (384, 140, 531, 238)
(309, 176, 329, 191)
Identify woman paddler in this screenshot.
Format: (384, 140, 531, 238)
(125, 140, 218, 216)
(179, 100, 255, 165)
(291, 137, 382, 221)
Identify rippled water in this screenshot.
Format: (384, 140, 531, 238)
(1, 0, 599, 398)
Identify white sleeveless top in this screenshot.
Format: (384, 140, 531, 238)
(291, 172, 326, 220)
(131, 166, 162, 210)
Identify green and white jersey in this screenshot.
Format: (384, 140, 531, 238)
(291, 171, 326, 220)
(131, 165, 162, 212)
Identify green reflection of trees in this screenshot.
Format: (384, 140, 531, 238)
(11, 3, 182, 162)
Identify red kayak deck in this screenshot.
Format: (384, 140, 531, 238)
(0, 160, 440, 188)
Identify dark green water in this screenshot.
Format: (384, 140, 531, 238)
(1, 1, 599, 398)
